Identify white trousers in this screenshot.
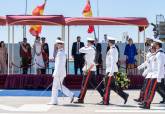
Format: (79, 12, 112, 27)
(50, 76, 74, 104)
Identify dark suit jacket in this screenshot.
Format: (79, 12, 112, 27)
(71, 42, 84, 57)
(95, 43, 102, 64)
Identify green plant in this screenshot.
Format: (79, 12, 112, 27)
(115, 72, 130, 89)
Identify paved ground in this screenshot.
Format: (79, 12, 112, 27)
(0, 90, 165, 114)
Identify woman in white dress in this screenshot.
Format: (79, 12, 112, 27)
(33, 37, 45, 74)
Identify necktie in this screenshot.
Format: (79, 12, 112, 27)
(77, 42, 80, 54)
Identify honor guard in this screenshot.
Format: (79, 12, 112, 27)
(135, 43, 156, 102)
(49, 39, 74, 105)
(103, 36, 129, 105)
(74, 37, 104, 104)
(140, 39, 165, 109)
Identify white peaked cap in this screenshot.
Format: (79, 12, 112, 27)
(153, 38, 163, 43)
(107, 36, 116, 41)
(87, 37, 95, 41)
(55, 39, 64, 44)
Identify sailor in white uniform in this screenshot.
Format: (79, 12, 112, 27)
(103, 36, 129, 105)
(49, 40, 74, 105)
(140, 39, 165, 109)
(74, 37, 104, 104)
(135, 43, 156, 102)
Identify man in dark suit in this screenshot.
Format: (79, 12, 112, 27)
(94, 38, 102, 75)
(41, 37, 49, 74)
(72, 36, 85, 75)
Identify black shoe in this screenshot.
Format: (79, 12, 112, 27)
(139, 103, 150, 109)
(134, 98, 141, 102)
(160, 99, 165, 104)
(73, 99, 84, 104)
(124, 94, 129, 104)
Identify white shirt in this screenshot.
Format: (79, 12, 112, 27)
(145, 53, 156, 78)
(138, 52, 154, 78)
(150, 48, 165, 82)
(79, 45, 96, 71)
(106, 45, 118, 76)
(53, 49, 66, 78)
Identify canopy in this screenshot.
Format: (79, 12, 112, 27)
(0, 16, 6, 25)
(65, 17, 149, 31)
(6, 15, 65, 25)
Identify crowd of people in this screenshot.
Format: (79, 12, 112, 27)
(0, 34, 139, 75)
(19, 37, 49, 75)
(71, 34, 138, 76)
(49, 36, 165, 110)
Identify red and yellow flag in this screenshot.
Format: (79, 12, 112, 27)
(82, 0, 94, 33)
(29, 2, 46, 37)
(82, 0, 93, 17)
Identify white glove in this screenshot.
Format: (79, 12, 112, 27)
(142, 70, 148, 77)
(157, 78, 162, 83)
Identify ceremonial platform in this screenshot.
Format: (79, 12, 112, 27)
(0, 74, 144, 89)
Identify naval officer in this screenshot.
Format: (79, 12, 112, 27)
(140, 39, 165, 109)
(49, 39, 74, 105)
(103, 36, 129, 105)
(134, 42, 156, 102)
(74, 37, 104, 104)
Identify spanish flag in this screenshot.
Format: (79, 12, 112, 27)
(82, 0, 94, 33)
(82, 0, 93, 17)
(29, 2, 46, 37)
(32, 3, 45, 16)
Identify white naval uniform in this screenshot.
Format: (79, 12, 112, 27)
(151, 48, 165, 82)
(79, 45, 96, 71)
(143, 48, 165, 107)
(50, 49, 74, 104)
(106, 45, 118, 76)
(138, 52, 155, 78)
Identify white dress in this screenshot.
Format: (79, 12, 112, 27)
(34, 41, 45, 71)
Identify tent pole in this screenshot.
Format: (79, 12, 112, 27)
(67, 26, 70, 74)
(61, 25, 65, 41)
(7, 26, 10, 75)
(143, 26, 146, 61)
(138, 27, 140, 65)
(12, 26, 15, 74)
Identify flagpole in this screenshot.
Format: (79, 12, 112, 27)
(97, 0, 100, 41)
(23, 0, 28, 38)
(93, 27, 97, 39)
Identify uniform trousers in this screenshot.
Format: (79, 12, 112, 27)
(78, 71, 104, 102)
(50, 76, 74, 104)
(138, 78, 150, 102)
(144, 78, 165, 107)
(103, 73, 128, 105)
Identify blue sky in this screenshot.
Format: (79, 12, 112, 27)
(0, 0, 165, 57)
